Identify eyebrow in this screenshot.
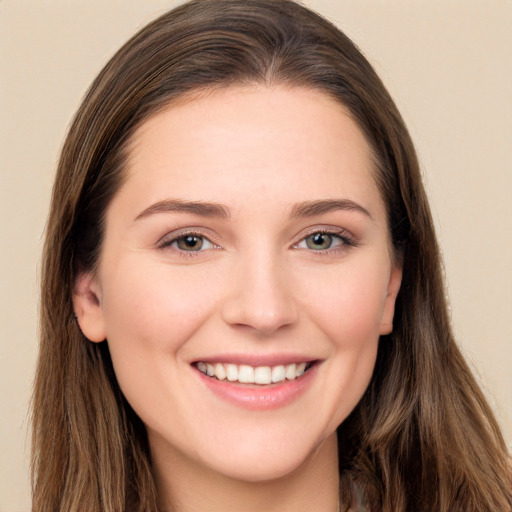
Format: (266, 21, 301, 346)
(135, 198, 371, 222)
(135, 199, 230, 220)
(290, 199, 372, 219)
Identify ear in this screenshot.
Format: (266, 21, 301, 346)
(73, 272, 106, 343)
(379, 263, 403, 335)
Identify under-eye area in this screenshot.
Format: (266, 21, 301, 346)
(194, 361, 318, 385)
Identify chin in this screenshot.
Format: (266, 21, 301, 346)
(197, 429, 337, 484)
(207, 455, 309, 483)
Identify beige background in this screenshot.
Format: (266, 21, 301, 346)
(1, 1, 510, 510)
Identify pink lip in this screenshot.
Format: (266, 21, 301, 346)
(194, 363, 319, 411)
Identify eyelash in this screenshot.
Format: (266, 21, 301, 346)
(157, 228, 356, 257)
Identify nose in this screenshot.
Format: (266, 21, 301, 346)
(220, 252, 298, 335)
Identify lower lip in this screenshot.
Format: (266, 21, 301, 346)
(195, 364, 318, 411)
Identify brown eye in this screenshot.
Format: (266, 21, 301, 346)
(176, 235, 204, 251)
(305, 233, 334, 250)
(158, 231, 217, 255)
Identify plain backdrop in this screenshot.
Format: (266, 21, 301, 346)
(1, 1, 511, 510)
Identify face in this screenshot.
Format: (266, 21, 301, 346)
(75, 85, 401, 484)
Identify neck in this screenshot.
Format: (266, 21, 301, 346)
(153, 433, 340, 512)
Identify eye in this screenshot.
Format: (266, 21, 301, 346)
(158, 231, 217, 254)
(295, 230, 354, 251)
(305, 232, 337, 250)
(175, 234, 210, 251)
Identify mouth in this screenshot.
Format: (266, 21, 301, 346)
(192, 358, 320, 410)
(194, 361, 315, 385)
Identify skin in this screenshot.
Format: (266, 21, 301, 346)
(74, 85, 402, 512)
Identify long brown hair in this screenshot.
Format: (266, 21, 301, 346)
(32, 1, 511, 511)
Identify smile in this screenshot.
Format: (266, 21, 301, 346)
(195, 361, 310, 385)
(193, 359, 320, 410)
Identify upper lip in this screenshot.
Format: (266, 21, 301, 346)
(191, 353, 320, 367)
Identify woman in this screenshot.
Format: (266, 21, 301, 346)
(32, 1, 511, 511)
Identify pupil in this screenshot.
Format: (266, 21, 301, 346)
(185, 236, 197, 246)
(313, 234, 325, 245)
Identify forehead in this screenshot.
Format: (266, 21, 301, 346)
(116, 85, 384, 220)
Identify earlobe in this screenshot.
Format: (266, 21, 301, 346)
(73, 272, 106, 343)
(379, 264, 403, 335)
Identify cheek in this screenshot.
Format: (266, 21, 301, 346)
(100, 257, 220, 356)
(299, 260, 390, 347)
(304, 265, 387, 430)
(98, 257, 223, 432)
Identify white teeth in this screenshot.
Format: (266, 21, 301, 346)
(226, 364, 238, 382)
(197, 361, 310, 384)
(214, 363, 226, 381)
(285, 363, 296, 380)
(238, 365, 254, 383)
(271, 365, 286, 383)
(254, 366, 272, 385)
(296, 362, 307, 376)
